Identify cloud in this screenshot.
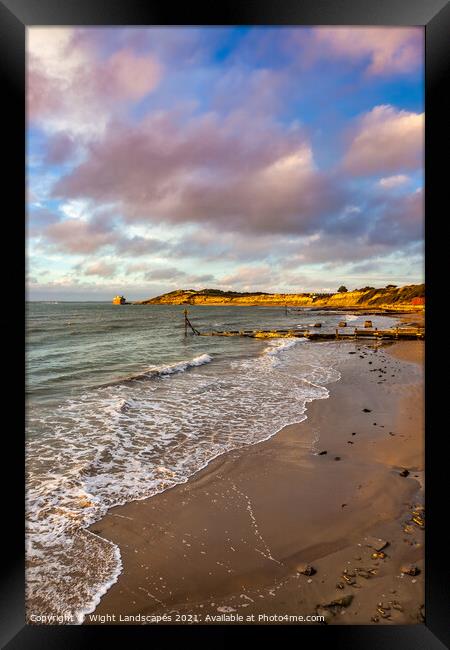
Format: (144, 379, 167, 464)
(52, 111, 346, 236)
(311, 27, 423, 76)
(27, 27, 425, 298)
(343, 105, 423, 176)
(145, 267, 187, 281)
(378, 174, 409, 189)
(81, 261, 117, 277)
(27, 208, 60, 236)
(27, 28, 161, 136)
(143, 267, 215, 283)
(44, 215, 116, 253)
(115, 235, 167, 256)
(219, 265, 281, 291)
(368, 188, 423, 246)
(43, 132, 78, 165)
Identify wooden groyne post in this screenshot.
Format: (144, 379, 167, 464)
(184, 309, 200, 336)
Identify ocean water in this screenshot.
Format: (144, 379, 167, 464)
(26, 302, 398, 623)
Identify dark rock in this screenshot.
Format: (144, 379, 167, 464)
(400, 564, 420, 576)
(318, 450, 327, 455)
(297, 563, 316, 576)
(362, 408, 372, 413)
(325, 594, 354, 608)
(334, 456, 341, 461)
(399, 469, 410, 477)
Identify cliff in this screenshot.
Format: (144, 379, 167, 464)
(135, 284, 425, 310)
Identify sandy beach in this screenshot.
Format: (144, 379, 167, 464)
(86, 335, 424, 626)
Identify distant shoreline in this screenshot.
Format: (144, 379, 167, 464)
(133, 284, 425, 311)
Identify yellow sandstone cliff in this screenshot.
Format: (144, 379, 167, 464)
(134, 284, 424, 311)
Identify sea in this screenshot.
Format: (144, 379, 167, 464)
(26, 302, 399, 623)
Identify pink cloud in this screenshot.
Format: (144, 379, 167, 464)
(368, 188, 423, 246)
(311, 27, 423, 76)
(82, 261, 117, 277)
(52, 111, 346, 236)
(27, 29, 161, 134)
(44, 218, 116, 253)
(343, 105, 423, 175)
(102, 48, 161, 100)
(378, 175, 409, 189)
(44, 132, 77, 164)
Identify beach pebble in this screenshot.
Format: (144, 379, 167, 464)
(217, 606, 236, 613)
(401, 564, 420, 576)
(325, 594, 354, 608)
(297, 563, 316, 576)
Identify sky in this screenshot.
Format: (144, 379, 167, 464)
(27, 27, 424, 301)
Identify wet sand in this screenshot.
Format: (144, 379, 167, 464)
(87, 338, 424, 625)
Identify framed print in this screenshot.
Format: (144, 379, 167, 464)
(1, 0, 449, 648)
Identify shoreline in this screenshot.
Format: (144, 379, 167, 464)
(86, 335, 424, 625)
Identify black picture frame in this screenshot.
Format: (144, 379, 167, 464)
(2, 0, 448, 647)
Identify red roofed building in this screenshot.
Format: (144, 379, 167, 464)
(411, 297, 425, 306)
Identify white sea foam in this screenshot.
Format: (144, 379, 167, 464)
(102, 353, 213, 387)
(264, 338, 302, 356)
(26, 340, 345, 624)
